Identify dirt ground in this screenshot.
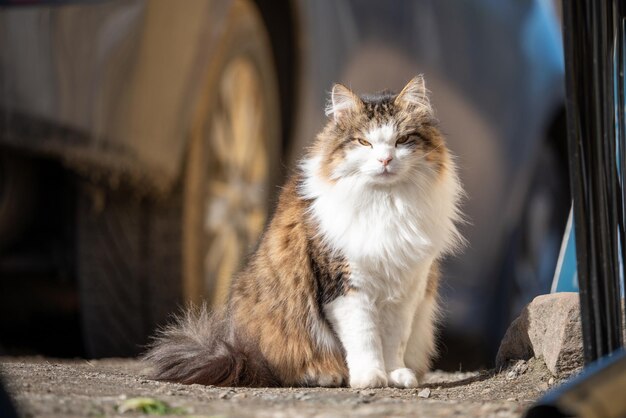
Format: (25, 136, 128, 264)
(0, 356, 558, 418)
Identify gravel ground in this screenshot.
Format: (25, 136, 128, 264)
(0, 357, 558, 418)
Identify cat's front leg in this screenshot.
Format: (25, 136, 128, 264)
(380, 298, 421, 388)
(325, 290, 387, 388)
(380, 263, 433, 388)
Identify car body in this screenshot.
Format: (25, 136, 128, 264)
(0, 0, 567, 367)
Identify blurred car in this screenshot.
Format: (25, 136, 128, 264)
(0, 0, 568, 367)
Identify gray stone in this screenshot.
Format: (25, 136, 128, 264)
(417, 388, 431, 398)
(496, 293, 583, 377)
(505, 360, 528, 380)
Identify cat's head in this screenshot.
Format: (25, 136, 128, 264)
(312, 76, 448, 186)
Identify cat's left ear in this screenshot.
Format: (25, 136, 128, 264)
(326, 84, 362, 122)
(395, 75, 433, 114)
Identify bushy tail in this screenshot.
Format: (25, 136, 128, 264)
(143, 305, 279, 387)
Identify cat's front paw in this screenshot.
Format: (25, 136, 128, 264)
(349, 368, 388, 388)
(388, 368, 418, 388)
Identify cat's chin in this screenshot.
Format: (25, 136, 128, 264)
(366, 170, 403, 185)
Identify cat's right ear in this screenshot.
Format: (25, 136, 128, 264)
(325, 84, 361, 122)
(394, 75, 433, 115)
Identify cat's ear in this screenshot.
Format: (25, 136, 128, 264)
(326, 84, 362, 121)
(395, 75, 432, 114)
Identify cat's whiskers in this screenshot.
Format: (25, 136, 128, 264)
(415, 142, 445, 163)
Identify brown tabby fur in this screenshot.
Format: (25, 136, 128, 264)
(146, 176, 351, 386)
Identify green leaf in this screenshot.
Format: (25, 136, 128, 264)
(117, 397, 187, 415)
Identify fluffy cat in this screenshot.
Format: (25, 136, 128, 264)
(144, 76, 464, 388)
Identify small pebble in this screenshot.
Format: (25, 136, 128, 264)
(417, 388, 431, 398)
(506, 360, 529, 380)
(506, 397, 517, 402)
(219, 390, 234, 399)
(548, 377, 555, 386)
(232, 393, 247, 400)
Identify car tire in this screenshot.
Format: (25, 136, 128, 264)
(0, 150, 38, 252)
(77, 0, 282, 357)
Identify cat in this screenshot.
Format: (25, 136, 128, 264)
(144, 76, 464, 389)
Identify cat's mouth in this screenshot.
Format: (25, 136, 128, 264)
(375, 168, 397, 179)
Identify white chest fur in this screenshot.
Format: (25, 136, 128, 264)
(300, 157, 462, 295)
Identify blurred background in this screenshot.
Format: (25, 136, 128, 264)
(0, 0, 569, 370)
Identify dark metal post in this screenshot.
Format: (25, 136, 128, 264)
(562, 0, 626, 362)
(563, 0, 626, 362)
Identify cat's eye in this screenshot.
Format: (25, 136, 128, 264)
(356, 138, 372, 147)
(396, 134, 417, 146)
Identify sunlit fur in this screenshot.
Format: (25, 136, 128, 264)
(302, 76, 463, 387)
(145, 76, 464, 389)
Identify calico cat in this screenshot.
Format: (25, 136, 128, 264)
(144, 76, 464, 388)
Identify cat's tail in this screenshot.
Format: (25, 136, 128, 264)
(143, 305, 279, 387)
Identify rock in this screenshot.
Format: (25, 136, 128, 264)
(219, 390, 234, 399)
(505, 360, 529, 380)
(295, 392, 312, 400)
(496, 293, 583, 377)
(417, 388, 431, 398)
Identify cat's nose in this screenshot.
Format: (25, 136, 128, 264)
(378, 157, 393, 166)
